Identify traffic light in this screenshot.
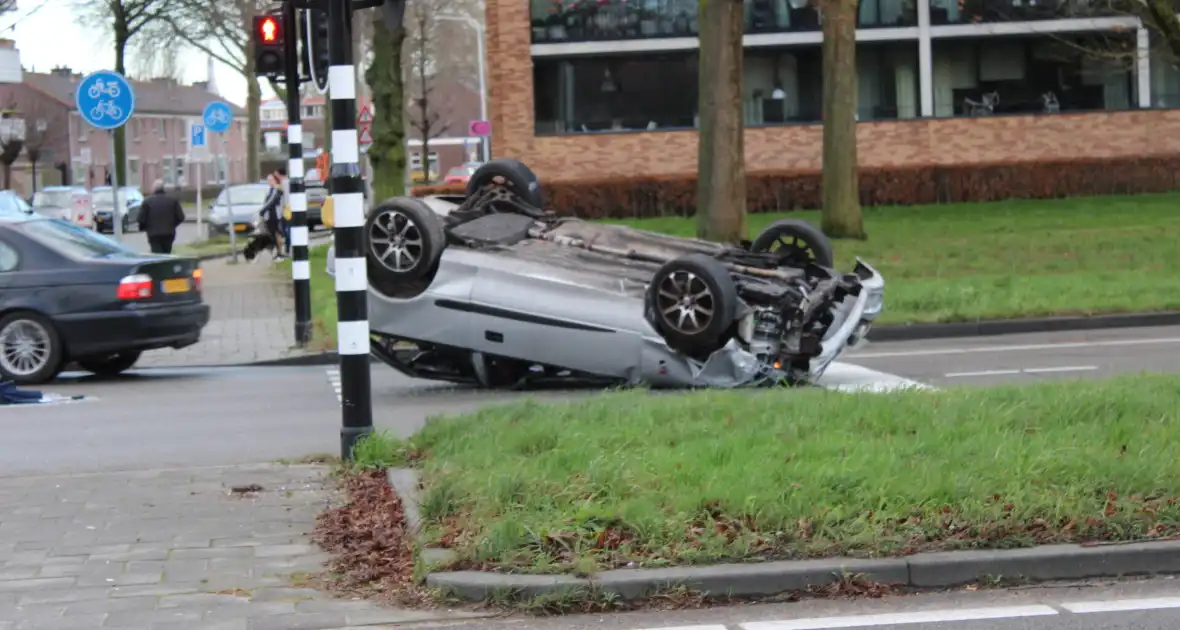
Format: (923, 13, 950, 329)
(253, 14, 284, 77)
(303, 9, 329, 92)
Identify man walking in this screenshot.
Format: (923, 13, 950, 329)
(138, 179, 186, 254)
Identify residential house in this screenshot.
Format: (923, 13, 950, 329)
(487, 0, 1180, 184)
(0, 54, 249, 197)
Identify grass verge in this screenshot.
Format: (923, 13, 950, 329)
(175, 234, 236, 257)
(356, 374, 1180, 574)
(277, 244, 337, 351)
(610, 193, 1180, 325)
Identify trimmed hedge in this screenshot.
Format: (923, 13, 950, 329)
(410, 156, 1180, 219)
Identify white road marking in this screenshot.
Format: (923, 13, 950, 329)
(1060, 596, 1180, 614)
(326, 368, 341, 404)
(738, 605, 1060, 630)
(851, 336, 1180, 360)
(818, 362, 933, 393)
(945, 365, 1098, 378)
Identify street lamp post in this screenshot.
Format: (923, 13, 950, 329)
(436, 14, 488, 162)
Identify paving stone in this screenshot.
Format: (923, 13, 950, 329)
(14, 613, 107, 630)
(248, 612, 348, 630)
(62, 597, 159, 616)
(0, 578, 76, 592)
(102, 609, 202, 627)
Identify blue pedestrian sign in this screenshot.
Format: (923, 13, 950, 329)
(75, 70, 135, 130)
(190, 123, 206, 148)
(203, 101, 233, 134)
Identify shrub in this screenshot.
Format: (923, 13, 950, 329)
(411, 156, 1180, 219)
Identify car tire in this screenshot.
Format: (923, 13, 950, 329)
(749, 219, 835, 268)
(77, 351, 141, 377)
(366, 197, 445, 296)
(0, 311, 64, 385)
(465, 158, 544, 211)
(645, 254, 739, 357)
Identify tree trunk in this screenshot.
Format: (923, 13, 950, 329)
(819, 0, 865, 239)
(113, 34, 128, 189)
(695, 0, 746, 244)
(244, 33, 262, 183)
(366, 16, 407, 202)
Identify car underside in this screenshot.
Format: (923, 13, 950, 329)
(328, 159, 885, 390)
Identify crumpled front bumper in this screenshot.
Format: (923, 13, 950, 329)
(807, 258, 885, 380)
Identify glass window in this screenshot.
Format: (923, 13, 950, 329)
(932, 35, 1134, 117)
(0, 241, 18, 272)
(33, 190, 73, 209)
(91, 189, 129, 209)
(744, 47, 824, 125)
(21, 219, 139, 259)
(930, 0, 1116, 24)
(533, 53, 700, 134)
(216, 185, 271, 205)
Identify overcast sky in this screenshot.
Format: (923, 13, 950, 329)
(4, 0, 254, 106)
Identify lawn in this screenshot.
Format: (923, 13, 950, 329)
(610, 194, 1180, 324)
(279, 245, 338, 351)
(355, 374, 1180, 573)
(175, 234, 236, 258)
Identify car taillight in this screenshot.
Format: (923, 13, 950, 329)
(117, 273, 154, 300)
(192, 267, 203, 291)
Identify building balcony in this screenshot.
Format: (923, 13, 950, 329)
(930, 0, 1120, 24)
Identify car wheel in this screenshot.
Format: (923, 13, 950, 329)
(77, 351, 141, 377)
(366, 197, 445, 296)
(749, 219, 835, 268)
(0, 311, 64, 385)
(465, 158, 544, 212)
(645, 254, 739, 357)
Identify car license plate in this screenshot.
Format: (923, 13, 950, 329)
(234, 224, 248, 232)
(161, 278, 191, 294)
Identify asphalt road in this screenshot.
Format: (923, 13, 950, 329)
(846, 324, 1180, 387)
(384, 577, 1180, 630)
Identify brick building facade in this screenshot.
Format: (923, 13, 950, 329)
(485, 1, 1180, 184)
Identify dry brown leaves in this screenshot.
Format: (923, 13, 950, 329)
(312, 470, 432, 606)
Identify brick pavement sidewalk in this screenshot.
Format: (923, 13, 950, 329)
(138, 257, 318, 368)
(0, 464, 478, 630)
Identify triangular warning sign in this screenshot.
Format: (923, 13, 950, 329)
(357, 105, 373, 125)
(358, 127, 373, 145)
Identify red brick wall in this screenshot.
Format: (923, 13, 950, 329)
(485, 0, 1175, 182)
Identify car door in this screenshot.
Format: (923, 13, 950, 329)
(0, 237, 21, 304)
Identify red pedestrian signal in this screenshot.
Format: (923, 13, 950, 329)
(259, 16, 280, 43)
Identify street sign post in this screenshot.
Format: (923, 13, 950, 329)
(75, 70, 135, 241)
(189, 121, 208, 237)
(203, 100, 236, 261)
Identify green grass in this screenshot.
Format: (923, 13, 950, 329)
(356, 375, 1180, 573)
(609, 194, 1180, 324)
(175, 234, 235, 257)
(282, 244, 337, 350)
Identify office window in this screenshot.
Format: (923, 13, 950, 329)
(533, 52, 700, 134)
(933, 35, 1134, 117)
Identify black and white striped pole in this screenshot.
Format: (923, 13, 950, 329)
(284, 0, 312, 346)
(327, 0, 373, 459)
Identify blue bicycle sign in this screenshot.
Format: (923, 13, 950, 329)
(203, 101, 234, 134)
(75, 70, 134, 130)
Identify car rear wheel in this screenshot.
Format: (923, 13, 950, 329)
(646, 254, 739, 357)
(78, 351, 141, 377)
(0, 311, 64, 385)
(366, 197, 446, 297)
(465, 158, 545, 212)
(749, 219, 835, 268)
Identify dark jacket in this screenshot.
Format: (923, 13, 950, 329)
(258, 186, 284, 232)
(138, 192, 186, 237)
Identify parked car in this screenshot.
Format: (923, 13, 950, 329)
(443, 164, 477, 185)
(0, 190, 35, 217)
(208, 183, 271, 236)
(326, 159, 885, 390)
(32, 186, 94, 228)
(0, 214, 210, 384)
(91, 186, 144, 234)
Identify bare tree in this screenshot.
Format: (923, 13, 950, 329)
(818, 0, 864, 239)
(0, 105, 23, 190)
(406, 0, 454, 181)
(21, 103, 68, 194)
(695, 0, 746, 243)
(73, 0, 169, 190)
(145, 0, 279, 183)
(130, 19, 183, 81)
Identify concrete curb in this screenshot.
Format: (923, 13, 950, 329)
(383, 470, 1180, 603)
(425, 538, 1180, 603)
(867, 311, 1180, 342)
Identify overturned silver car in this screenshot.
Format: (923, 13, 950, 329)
(326, 159, 884, 389)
